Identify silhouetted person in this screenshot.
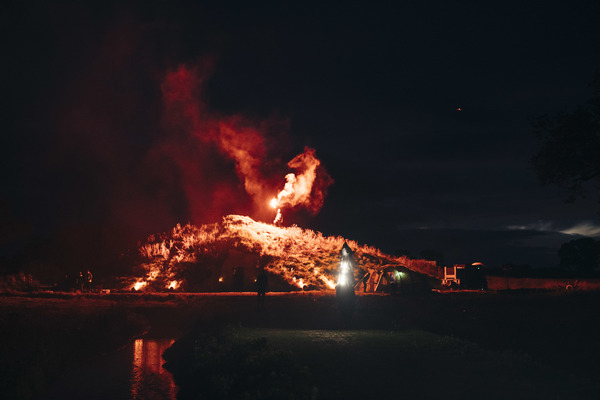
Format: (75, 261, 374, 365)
(256, 268, 268, 306)
(77, 272, 84, 292)
(362, 272, 370, 292)
(84, 270, 93, 292)
(62, 273, 70, 292)
(390, 274, 398, 295)
(233, 267, 244, 292)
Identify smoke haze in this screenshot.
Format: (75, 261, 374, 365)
(3, 8, 331, 274)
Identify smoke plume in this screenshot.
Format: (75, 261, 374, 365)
(160, 63, 332, 225)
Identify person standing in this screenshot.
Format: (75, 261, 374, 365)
(362, 272, 370, 293)
(256, 268, 268, 306)
(84, 270, 93, 292)
(76, 272, 84, 292)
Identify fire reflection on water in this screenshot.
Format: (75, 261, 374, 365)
(131, 338, 177, 400)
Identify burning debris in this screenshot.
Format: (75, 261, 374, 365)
(129, 215, 439, 292)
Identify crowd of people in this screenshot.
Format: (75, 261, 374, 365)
(59, 270, 93, 292)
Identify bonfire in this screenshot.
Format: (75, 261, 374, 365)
(130, 215, 439, 292)
(125, 66, 439, 291)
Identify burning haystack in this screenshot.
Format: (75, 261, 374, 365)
(130, 215, 439, 292)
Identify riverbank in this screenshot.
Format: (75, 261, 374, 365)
(161, 291, 600, 399)
(0, 295, 199, 400)
(2, 291, 600, 399)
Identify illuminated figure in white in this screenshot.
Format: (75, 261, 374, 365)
(336, 242, 356, 297)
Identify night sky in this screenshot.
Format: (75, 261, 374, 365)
(3, 0, 600, 271)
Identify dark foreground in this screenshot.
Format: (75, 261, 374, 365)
(1, 290, 600, 399)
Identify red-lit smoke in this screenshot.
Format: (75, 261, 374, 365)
(161, 63, 332, 224)
(270, 147, 333, 224)
(39, 14, 333, 272)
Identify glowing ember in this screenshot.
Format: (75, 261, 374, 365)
(132, 215, 439, 292)
(292, 277, 305, 289)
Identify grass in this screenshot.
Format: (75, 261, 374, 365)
(2, 291, 600, 399)
(165, 326, 597, 400)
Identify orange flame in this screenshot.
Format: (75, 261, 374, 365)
(133, 215, 439, 292)
(271, 147, 332, 224)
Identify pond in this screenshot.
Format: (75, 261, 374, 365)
(40, 338, 177, 400)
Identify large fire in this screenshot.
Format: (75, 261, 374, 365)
(129, 215, 438, 292)
(123, 63, 433, 292)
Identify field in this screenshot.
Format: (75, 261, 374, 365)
(1, 290, 599, 399)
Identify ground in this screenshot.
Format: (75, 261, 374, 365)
(1, 290, 599, 399)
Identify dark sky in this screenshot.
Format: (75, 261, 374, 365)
(3, 0, 600, 270)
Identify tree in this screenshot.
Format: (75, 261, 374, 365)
(531, 72, 600, 209)
(558, 238, 600, 273)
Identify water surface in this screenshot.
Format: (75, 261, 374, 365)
(40, 338, 177, 400)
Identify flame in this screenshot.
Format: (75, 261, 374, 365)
(132, 215, 439, 291)
(271, 147, 332, 224)
(320, 276, 336, 290)
(160, 64, 336, 227)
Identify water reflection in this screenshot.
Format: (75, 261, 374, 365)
(131, 338, 178, 400)
(40, 337, 178, 400)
